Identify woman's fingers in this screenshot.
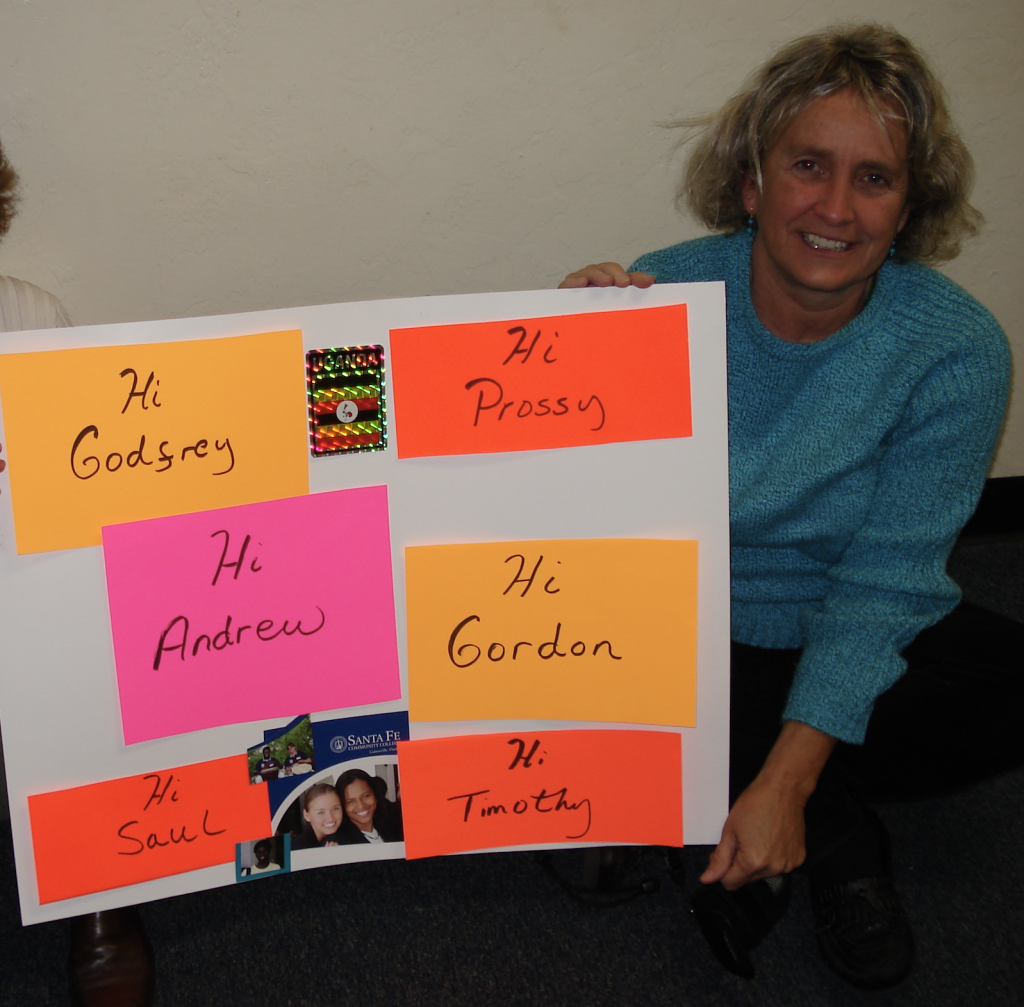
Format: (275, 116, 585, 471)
(719, 849, 777, 891)
(699, 824, 777, 890)
(558, 263, 655, 289)
(559, 262, 627, 288)
(699, 828, 738, 885)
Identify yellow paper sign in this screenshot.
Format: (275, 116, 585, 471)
(406, 539, 697, 726)
(0, 330, 309, 553)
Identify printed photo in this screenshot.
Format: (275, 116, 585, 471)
(235, 835, 291, 882)
(278, 762, 403, 850)
(247, 715, 315, 784)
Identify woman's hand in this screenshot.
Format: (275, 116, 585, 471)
(700, 774, 809, 890)
(701, 720, 838, 891)
(558, 263, 655, 289)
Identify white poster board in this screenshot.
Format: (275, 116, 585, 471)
(0, 282, 728, 925)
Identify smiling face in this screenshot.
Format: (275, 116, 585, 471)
(253, 841, 271, 867)
(743, 89, 910, 333)
(302, 791, 342, 841)
(343, 779, 378, 833)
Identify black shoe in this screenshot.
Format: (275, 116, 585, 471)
(69, 908, 155, 1007)
(537, 848, 660, 908)
(811, 875, 914, 991)
(690, 875, 791, 980)
(581, 847, 637, 892)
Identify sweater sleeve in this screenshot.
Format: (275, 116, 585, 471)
(783, 316, 1011, 743)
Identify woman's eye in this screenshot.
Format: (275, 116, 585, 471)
(863, 173, 889, 187)
(795, 159, 818, 172)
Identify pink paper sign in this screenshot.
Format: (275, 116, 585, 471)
(103, 486, 401, 743)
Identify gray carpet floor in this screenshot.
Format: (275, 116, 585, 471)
(1, 537, 1021, 1006)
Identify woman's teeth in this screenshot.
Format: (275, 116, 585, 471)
(803, 233, 850, 251)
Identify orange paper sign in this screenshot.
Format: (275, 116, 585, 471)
(406, 539, 698, 726)
(0, 330, 308, 553)
(389, 305, 690, 458)
(398, 730, 682, 858)
(28, 755, 271, 903)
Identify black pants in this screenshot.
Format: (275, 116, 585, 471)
(730, 602, 1024, 873)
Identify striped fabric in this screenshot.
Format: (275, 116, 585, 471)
(0, 274, 71, 332)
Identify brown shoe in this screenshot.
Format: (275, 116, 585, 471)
(69, 908, 155, 1007)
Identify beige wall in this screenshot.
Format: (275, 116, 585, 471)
(1, 0, 1020, 474)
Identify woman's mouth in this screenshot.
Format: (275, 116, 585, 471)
(802, 232, 850, 251)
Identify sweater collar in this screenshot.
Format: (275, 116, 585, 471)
(731, 232, 899, 357)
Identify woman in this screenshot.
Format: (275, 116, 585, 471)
(293, 782, 345, 849)
(335, 768, 404, 844)
(561, 24, 1022, 992)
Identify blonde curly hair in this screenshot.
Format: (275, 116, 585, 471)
(679, 23, 980, 264)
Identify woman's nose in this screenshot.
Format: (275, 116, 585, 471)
(817, 178, 855, 224)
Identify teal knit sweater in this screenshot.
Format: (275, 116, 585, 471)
(631, 233, 1011, 744)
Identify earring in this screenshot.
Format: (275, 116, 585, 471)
(746, 212, 756, 236)
(888, 239, 897, 259)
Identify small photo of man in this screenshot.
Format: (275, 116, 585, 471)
(283, 741, 314, 774)
(236, 835, 290, 882)
(252, 746, 283, 783)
